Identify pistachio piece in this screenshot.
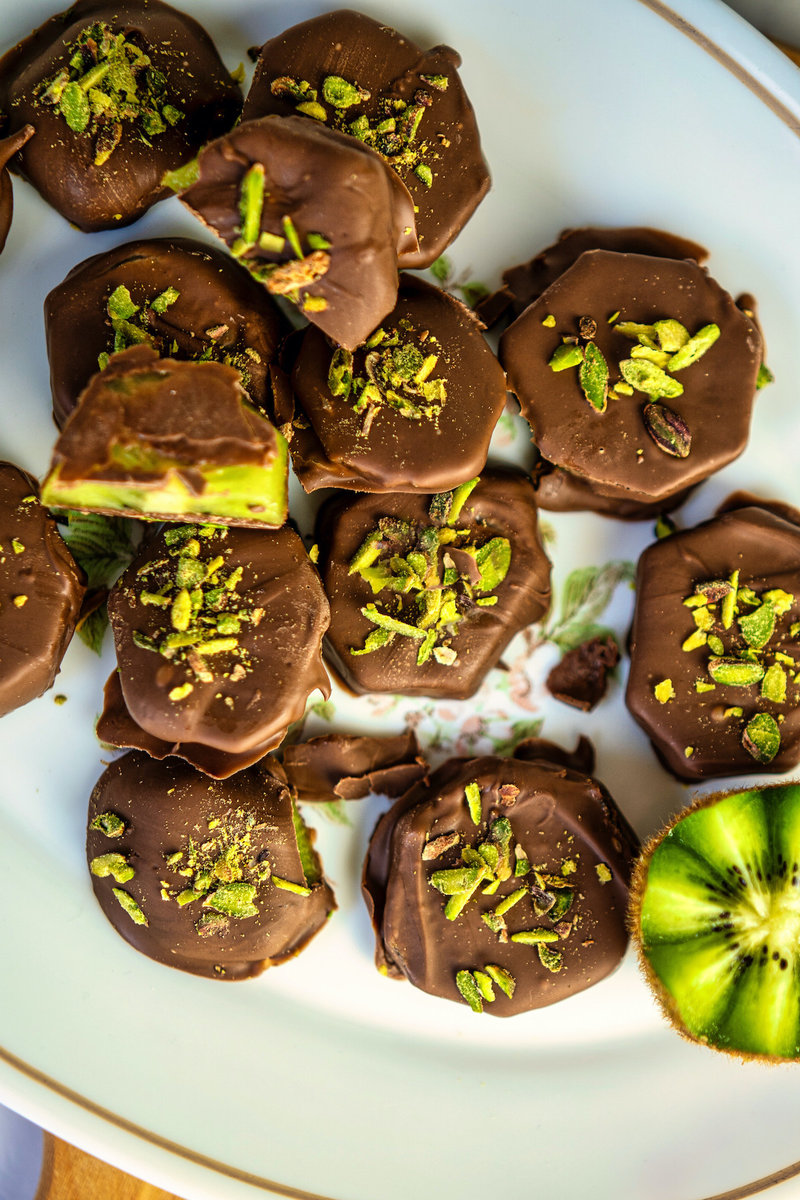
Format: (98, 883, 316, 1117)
(742, 712, 781, 763)
(642, 401, 691, 458)
(578, 341, 609, 412)
(112, 888, 148, 926)
(667, 323, 720, 371)
(90, 852, 134, 883)
(707, 657, 765, 687)
(738, 602, 776, 650)
(485, 964, 516, 998)
(548, 343, 584, 372)
(619, 359, 684, 399)
(761, 663, 787, 704)
(456, 969, 484, 1013)
(653, 319, 690, 353)
(203, 881, 258, 919)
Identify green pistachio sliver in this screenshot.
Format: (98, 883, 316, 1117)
(619, 358, 684, 398)
(455, 969, 483, 1013)
(578, 340, 609, 410)
(707, 657, 765, 687)
(494, 886, 527, 917)
(757, 363, 775, 389)
(282, 215, 304, 260)
(322, 74, 368, 108)
(447, 477, 479, 524)
(762, 589, 795, 615)
(90, 811, 125, 838)
(652, 319, 690, 353)
(272, 875, 312, 896)
(742, 712, 781, 763)
(296, 99, 327, 121)
(170, 587, 192, 632)
(348, 528, 382, 573)
(511, 929, 560, 945)
(350, 628, 393, 657)
(475, 537, 511, 592)
(59, 80, 90, 132)
(176, 888, 203, 906)
(549, 343, 584, 372)
(465, 781, 482, 826)
(90, 852, 134, 883)
(667, 323, 720, 371)
(537, 943, 563, 973)
(761, 663, 787, 704)
(485, 964, 516, 998)
(239, 162, 266, 246)
(112, 888, 148, 926)
(361, 604, 426, 639)
(738, 601, 776, 650)
(203, 881, 258, 919)
(107, 284, 139, 321)
(429, 866, 486, 895)
(721, 569, 739, 630)
(613, 320, 657, 343)
(629, 345, 670, 369)
(150, 287, 179, 314)
(473, 970, 496, 1002)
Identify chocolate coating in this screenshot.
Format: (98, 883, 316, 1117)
(283, 731, 426, 803)
(279, 273, 507, 493)
(500, 250, 762, 512)
(87, 751, 335, 979)
(181, 114, 416, 351)
(627, 506, 800, 780)
(242, 9, 490, 269)
(45, 238, 287, 428)
(316, 470, 551, 699)
(0, 125, 34, 254)
(107, 521, 330, 770)
(0, 462, 85, 716)
(364, 754, 639, 1016)
(0, 0, 241, 231)
(484, 226, 708, 325)
(41, 344, 288, 527)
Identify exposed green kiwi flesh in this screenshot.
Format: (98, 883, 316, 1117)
(631, 783, 800, 1061)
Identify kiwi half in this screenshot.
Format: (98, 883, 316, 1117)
(630, 783, 800, 1061)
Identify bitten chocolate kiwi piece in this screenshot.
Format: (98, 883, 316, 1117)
(87, 750, 335, 979)
(363, 750, 639, 1016)
(316, 470, 551, 700)
(0, 462, 85, 716)
(500, 250, 762, 516)
(0, 0, 241, 232)
(627, 506, 800, 781)
(242, 9, 490, 270)
(45, 238, 287, 429)
(181, 114, 416, 351)
(0, 125, 34, 254)
(277, 273, 507, 494)
(105, 522, 329, 774)
(40, 344, 288, 528)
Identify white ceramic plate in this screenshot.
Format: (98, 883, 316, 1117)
(2, 1, 800, 1198)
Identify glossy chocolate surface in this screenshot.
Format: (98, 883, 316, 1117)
(242, 9, 489, 270)
(0, 0, 241, 231)
(45, 238, 286, 428)
(316, 469, 551, 699)
(364, 753, 639, 1016)
(500, 250, 761, 510)
(0, 125, 34, 254)
(87, 750, 335, 979)
(107, 521, 330, 768)
(0, 461, 85, 717)
(283, 731, 427, 803)
(627, 506, 800, 780)
(279, 273, 507, 494)
(41, 344, 288, 527)
(181, 114, 415, 351)
(486, 226, 708, 325)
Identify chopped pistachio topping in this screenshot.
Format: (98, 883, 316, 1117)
(549, 343, 584, 372)
(465, 781, 482, 825)
(35, 22, 184, 166)
(579, 341, 609, 412)
(112, 887, 148, 926)
(327, 320, 447, 430)
(596, 863, 612, 883)
(271, 71, 444, 186)
(90, 811, 126, 838)
(485, 964, 516, 997)
(654, 678, 675, 704)
(742, 712, 781, 763)
(511, 929, 560, 945)
(456, 969, 484, 1013)
(272, 875, 312, 897)
(90, 852, 134, 883)
(347, 488, 511, 665)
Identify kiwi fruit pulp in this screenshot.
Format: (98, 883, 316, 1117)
(631, 783, 800, 1061)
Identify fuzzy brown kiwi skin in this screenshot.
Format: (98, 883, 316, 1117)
(627, 782, 800, 1065)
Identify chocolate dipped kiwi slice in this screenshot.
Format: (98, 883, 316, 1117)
(631, 783, 800, 1061)
(40, 345, 288, 528)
